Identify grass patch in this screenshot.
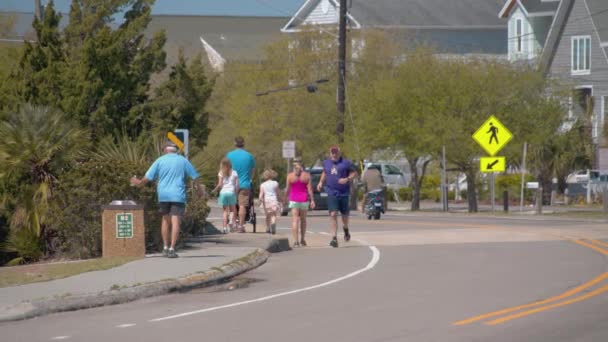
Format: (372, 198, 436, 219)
(0, 256, 139, 288)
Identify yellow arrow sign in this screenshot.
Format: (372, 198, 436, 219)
(472, 115, 513, 156)
(480, 156, 506, 173)
(167, 132, 185, 151)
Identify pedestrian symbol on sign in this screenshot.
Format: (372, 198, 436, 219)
(472, 115, 513, 156)
(487, 122, 499, 145)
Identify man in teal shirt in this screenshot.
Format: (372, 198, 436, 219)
(226, 136, 256, 233)
(131, 141, 203, 258)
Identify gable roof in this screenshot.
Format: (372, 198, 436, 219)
(349, 0, 506, 28)
(586, 0, 608, 45)
(538, 0, 608, 74)
(499, 0, 560, 18)
(147, 15, 287, 67)
(283, 0, 506, 31)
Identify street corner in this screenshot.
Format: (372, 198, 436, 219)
(0, 302, 37, 323)
(0, 249, 270, 323)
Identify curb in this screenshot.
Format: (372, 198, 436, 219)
(0, 248, 271, 322)
(266, 237, 291, 253)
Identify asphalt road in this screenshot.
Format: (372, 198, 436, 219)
(3, 211, 608, 342)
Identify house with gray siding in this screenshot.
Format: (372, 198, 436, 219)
(500, 0, 608, 170)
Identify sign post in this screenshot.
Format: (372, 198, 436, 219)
(283, 140, 295, 173)
(472, 115, 513, 212)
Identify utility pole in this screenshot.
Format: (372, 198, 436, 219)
(34, 0, 43, 21)
(337, 0, 347, 142)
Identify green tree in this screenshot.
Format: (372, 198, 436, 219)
(0, 105, 89, 264)
(206, 28, 337, 175)
(4, 0, 168, 140)
(4, 2, 65, 111)
(60, 0, 167, 139)
(138, 52, 214, 152)
(351, 47, 442, 210)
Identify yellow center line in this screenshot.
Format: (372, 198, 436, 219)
(486, 283, 608, 325)
(589, 239, 608, 250)
(454, 239, 608, 326)
(453, 268, 608, 325)
(575, 239, 608, 256)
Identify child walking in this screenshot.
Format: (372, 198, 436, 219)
(212, 158, 239, 234)
(259, 169, 283, 234)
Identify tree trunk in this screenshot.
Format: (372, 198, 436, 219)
(410, 158, 420, 211)
(465, 171, 478, 212)
(409, 157, 430, 211)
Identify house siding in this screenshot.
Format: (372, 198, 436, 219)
(508, 8, 535, 61)
(303, 0, 338, 26)
(548, 0, 608, 167)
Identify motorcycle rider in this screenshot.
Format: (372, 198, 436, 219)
(360, 166, 386, 213)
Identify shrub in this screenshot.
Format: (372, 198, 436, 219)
(48, 159, 154, 258)
(397, 187, 411, 201)
(48, 159, 209, 259)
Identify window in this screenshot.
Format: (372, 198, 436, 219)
(385, 165, 403, 175)
(516, 19, 523, 52)
(572, 36, 591, 74)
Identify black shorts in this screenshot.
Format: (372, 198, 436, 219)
(328, 195, 350, 215)
(158, 202, 186, 217)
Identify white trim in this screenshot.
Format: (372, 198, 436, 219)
(498, 0, 516, 18)
(583, 0, 608, 65)
(516, 0, 530, 17)
(574, 85, 593, 91)
(281, 0, 315, 32)
(199, 36, 225, 72)
(571, 35, 591, 75)
(281, 0, 361, 33)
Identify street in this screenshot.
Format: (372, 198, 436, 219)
(3, 211, 608, 342)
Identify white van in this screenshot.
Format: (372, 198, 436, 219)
(363, 163, 409, 188)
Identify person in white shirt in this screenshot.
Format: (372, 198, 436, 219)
(259, 169, 283, 234)
(212, 158, 239, 234)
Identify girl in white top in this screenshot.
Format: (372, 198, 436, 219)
(259, 169, 283, 234)
(212, 158, 239, 234)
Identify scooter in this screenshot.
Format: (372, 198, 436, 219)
(364, 189, 384, 220)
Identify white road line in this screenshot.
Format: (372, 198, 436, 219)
(116, 323, 136, 328)
(50, 336, 70, 340)
(149, 244, 380, 322)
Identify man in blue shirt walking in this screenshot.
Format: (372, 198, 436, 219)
(317, 145, 357, 247)
(131, 141, 204, 258)
(227, 136, 256, 233)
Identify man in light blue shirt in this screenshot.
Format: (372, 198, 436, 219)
(131, 141, 203, 258)
(226, 136, 256, 232)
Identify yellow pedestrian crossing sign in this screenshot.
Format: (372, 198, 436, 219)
(472, 115, 513, 156)
(480, 156, 506, 173)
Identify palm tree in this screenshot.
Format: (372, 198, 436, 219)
(0, 104, 88, 264)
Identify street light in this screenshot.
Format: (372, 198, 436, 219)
(255, 79, 329, 96)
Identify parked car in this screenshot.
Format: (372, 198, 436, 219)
(363, 163, 409, 188)
(281, 167, 328, 215)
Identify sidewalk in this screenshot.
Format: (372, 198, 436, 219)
(0, 232, 289, 322)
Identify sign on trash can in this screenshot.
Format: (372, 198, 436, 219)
(102, 200, 145, 258)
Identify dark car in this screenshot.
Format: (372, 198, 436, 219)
(281, 167, 328, 215)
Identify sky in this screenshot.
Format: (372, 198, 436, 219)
(0, 0, 304, 17)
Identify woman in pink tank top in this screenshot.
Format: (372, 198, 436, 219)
(284, 158, 315, 247)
